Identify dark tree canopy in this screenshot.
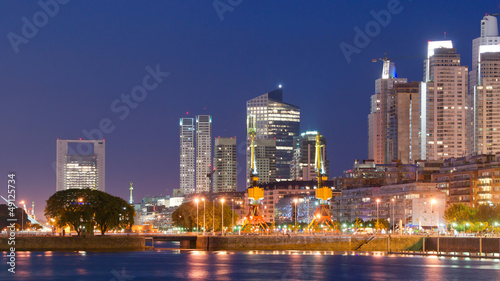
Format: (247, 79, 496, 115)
(45, 189, 135, 236)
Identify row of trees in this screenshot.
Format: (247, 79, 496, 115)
(45, 189, 135, 236)
(444, 203, 500, 232)
(172, 201, 238, 232)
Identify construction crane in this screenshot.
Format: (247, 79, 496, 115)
(306, 132, 341, 232)
(372, 52, 425, 79)
(241, 115, 269, 232)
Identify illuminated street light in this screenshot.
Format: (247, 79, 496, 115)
(195, 198, 199, 235)
(202, 198, 205, 235)
(376, 198, 380, 233)
(430, 199, 436, 232)
(19, 200, 25, 231)
(293, 198, 298, 230)
(391, 198, 395, 233)
(220, 198, 225, 234)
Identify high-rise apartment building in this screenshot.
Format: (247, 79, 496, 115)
(290, 131, 329, 181)
(56, 139, 105, 191)
(180, 118, 195, 195)
(196, 115, 212, 193)
(368, 60, 407, 164)
(421, 41, 468, 160)
(387, 81, 421, 164)
(246, 88, 300, 185)
(253, 138, 277, 184)
(470, 15, 500, 155)
(471, 15, 500, 90)
(213, 137, 237, 193)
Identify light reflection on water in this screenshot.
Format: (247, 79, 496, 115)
(2, 246, 500, 281)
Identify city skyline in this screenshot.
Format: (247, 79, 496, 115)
(2, 1, 499, 219)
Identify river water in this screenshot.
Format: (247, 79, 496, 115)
(2, 242, 500, 280)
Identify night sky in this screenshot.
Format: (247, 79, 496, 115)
(1, 0, 499, 219)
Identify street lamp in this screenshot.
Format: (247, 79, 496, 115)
(19, 200, 25, 231)
(202, 198, 205, 235)
(213, 199, 215, 234)
(195, 198, 199, 235)
(293, 198, 298, 231)
(231, 199, 234, 233)
(431, 199, 436, 232)
(376, 198, 380, 233)
(221, 198, 225, 235)
(391, 198, 395, 233)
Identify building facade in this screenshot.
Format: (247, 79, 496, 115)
(290, 131, 329, 181)
(196, 115, 212, 193)
(332, 182, 446, 229)
(421, 41, 468, 160)
(337, 159, 419, 190)
(387, 81, 421, 164)
(180, 118, 195, 195)
(252, 138, 277, 184)
(213, 137, 237, 193)
(368, 61, 407, 164)
(56, 139, 105, 191)
(432, 154, 500, 207)
(470, 50, 500, 154)
(246, 88, 300, 184)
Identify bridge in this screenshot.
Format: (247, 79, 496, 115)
(140, 234, 198, 249)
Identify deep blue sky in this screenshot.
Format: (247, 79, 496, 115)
(1, 0, 498, 219)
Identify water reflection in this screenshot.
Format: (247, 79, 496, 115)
(2, 250, 500, 280)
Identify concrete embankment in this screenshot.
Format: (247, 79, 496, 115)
(196, 235, 422, 251)
(0, 236, 145, 251)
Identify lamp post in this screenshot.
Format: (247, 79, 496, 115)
(202, 198, 205, 235)
(231, 199, 234, 233)
(376, 198, 380, 233)
(213, 199, 215, 234)
(221, 198, 225, 235)
(431, 199, 436, 233)
(293, 198, 298, 231)
(19, 200, 25, 232)
(391, 198, 395, 233)
(195, 198, 199, 235)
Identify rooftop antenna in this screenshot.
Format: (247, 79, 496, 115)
(444, 31, 447, 40)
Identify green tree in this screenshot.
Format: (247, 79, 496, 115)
(475, 204, 495, 224)
(354, 218, 363, 230)
(172, 201, 237, 232)
(444, 203, 474, 224)
(92, 192, 134, 235)
(45, 189, 135, 236)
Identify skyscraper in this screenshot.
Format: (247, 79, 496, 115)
(253, 139, 277, 184)
(290, 131, 329, 181)
(56, 139, 105, 191)
(471, 15, 500, 90)
(213, 137, 237, 193)
(387, 81, 421, 164)
(470, 15, 500, 155)
(196, 115, 212, 193)
(368, 60, 407, 164)
(421, 41, 468, 160)
(246, 88, 300, 185)
(180, 118, 195, 195)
